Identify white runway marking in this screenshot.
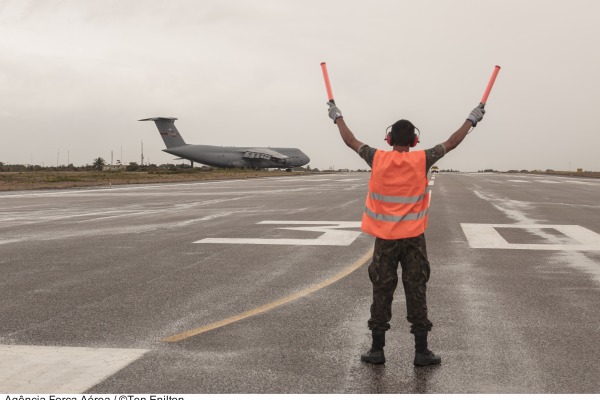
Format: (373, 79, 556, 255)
(428, 180, 435, 186)
(461, 223, 600, 251)
(270, 178, 332, 182)
(473, 190, 542, 225)
(0, 239, 22, 245)
(195, 221, 362, 246)
(0, 179, 250, 198)
(562, 180, 598, 186)
(0, 344, 147, 393)
(534, 180, 560, 184)
(0, 174, 340, 199)
(508, 180, 529, 183)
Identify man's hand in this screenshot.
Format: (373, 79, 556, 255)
(467, 103, 486, 127)
(327, 101, 343, 124)
(329, 103, 363, 153)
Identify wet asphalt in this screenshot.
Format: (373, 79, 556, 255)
(0, 172, 599, 393)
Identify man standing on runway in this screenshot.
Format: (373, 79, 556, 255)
(326, 101, 485, 366)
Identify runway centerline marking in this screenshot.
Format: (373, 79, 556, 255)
(161, 248, 373, 342)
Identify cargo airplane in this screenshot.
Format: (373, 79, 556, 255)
(140, 117, 310, 170)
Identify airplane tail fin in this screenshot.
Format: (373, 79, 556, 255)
(139, 117, 186, 148)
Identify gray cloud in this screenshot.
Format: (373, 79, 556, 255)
(1, 0, 598, 171)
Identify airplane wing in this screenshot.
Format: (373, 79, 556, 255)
(243, 148, 291, 163)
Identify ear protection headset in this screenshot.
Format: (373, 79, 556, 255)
(385, 124, 420, 147)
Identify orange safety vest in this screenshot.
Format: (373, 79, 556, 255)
(361, 149, 430, 239)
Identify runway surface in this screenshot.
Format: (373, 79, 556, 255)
(0, 172, 599, 393)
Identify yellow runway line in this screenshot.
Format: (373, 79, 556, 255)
(162, 249, 373, 343)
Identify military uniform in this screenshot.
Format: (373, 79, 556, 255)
(358, 144, 445, 334)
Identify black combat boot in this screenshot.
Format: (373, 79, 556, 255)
(361, 329, 386, 364)
(413, 331, 441, 367)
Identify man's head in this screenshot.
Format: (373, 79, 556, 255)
(386, 119, 419, 147)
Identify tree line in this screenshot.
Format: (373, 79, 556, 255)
(0, 158, 322, 173)
(0, 158, 199, 172)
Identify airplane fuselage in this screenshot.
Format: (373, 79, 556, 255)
(163, 144, 310, 169)
(140, 117, 310, 169)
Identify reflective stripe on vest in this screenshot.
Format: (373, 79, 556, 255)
(364, 205, 429, 223)
(361, 149, 429, 239)
(369, 191, 428, 204)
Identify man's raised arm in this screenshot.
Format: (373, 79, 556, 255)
(443, 104, 485, 152)
(327, 102, 364, 153)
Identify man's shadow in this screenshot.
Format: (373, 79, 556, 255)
(363, 363, 441, 394)
(410, 364, 441, 394)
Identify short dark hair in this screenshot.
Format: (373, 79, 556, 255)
(390, 119, 416, 146)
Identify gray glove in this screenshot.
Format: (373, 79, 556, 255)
(327, 101, 343, 124)
(467, 103, 485, 127)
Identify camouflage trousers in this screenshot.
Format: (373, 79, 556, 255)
(367, 234, 433, 334)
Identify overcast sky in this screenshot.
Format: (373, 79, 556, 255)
(1, 0, 598, 171)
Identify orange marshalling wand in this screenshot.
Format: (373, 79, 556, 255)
(481, 65, 501, 104)
(320, 62, 335, 104)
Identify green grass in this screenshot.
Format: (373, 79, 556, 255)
(0, 170, 318, 191)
